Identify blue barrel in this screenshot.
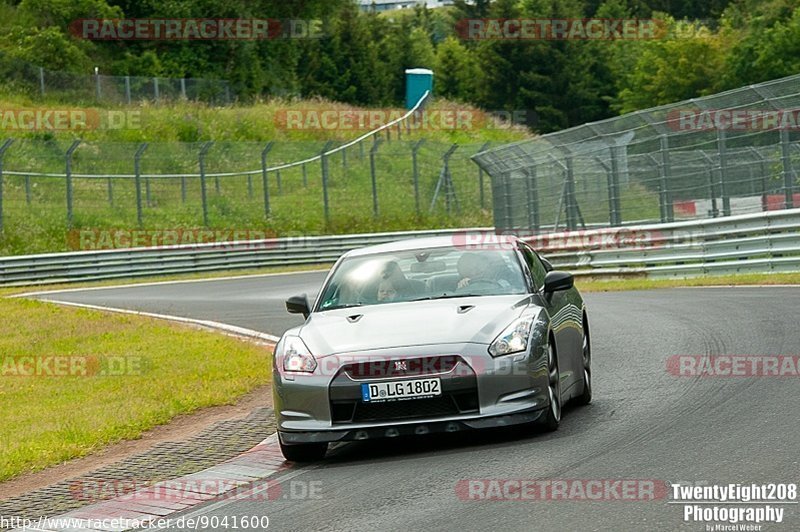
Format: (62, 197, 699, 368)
(405, 68, 434, 109)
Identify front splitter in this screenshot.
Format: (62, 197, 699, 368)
(279, 406, 547, 444)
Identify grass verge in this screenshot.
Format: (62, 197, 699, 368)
(0, 297, 271, 482)
(576, 272, 800, 292)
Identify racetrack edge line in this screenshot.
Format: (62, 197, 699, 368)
(7, 268, 330, 299)
(32, 298, 281, 343)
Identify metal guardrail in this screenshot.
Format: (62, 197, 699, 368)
(1, 209, 798, 286)
(537, 208, 800, 278)
(0, 227, 484, 286)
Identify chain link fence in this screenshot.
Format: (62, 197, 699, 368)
(0, 137, 490, 219)
(2, 91, 501, 255)
(0, 137, 494, 254)
(473, 74, 800, 233)
(0, 52, 232, 105)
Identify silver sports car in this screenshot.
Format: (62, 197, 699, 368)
(272, 235, 591, 461)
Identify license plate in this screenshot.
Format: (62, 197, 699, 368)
(361, 378, 441, 402)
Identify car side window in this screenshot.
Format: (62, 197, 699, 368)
(520, 244, 547, 290)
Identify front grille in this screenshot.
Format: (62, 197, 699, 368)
(329, 354, 479, 424)
(331, 391, 479, 424)
(354, 396, 458, 422)
(342, 355, 459, 379)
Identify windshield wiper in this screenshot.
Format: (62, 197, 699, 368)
(410, 293, 484, 301)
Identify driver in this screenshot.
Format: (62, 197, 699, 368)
(457, 252, 493, 289)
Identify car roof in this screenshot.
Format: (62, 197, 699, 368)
(343, 234, 522, 258)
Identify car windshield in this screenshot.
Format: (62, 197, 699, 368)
(317, 246, 527, 311)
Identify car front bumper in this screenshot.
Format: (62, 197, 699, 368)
(273, 340, 551, 442)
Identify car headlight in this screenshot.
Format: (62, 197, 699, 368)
(489, 316, 535, 357)
(279, 336, 317, 373)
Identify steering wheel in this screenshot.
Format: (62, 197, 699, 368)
(462, 278, 501, 290)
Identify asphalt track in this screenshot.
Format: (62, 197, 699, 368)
(30, 277, 800, 531)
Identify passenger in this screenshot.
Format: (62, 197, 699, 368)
(376, 261, 415, 301)
(376, 278, 399, 302)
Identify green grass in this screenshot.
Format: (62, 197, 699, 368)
(0, 98, 537, 256)
(576, 272, 800, 292)
(0, 297, 271, 482)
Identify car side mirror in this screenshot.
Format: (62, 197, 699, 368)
(543, 271, 574, 295)
(286, 294, 311, 319)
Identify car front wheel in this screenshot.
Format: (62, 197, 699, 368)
(575, 316, 592, 406)
(537, 340, 561, 432)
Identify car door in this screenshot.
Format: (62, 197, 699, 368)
(519, 243, 579, 393)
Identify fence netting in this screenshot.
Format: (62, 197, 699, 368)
(0, 52, 231, 105)
(473, 74, 800, 232)
(0, 137, 494, 253)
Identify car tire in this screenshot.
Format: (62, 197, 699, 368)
(279, 439, 328, 462)
(574, 315, 592, 406)
(537, 340, 561, 432)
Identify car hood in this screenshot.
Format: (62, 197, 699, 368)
(299, 294, 533, 357)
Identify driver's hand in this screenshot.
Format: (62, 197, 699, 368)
(457, 277, 470, 289)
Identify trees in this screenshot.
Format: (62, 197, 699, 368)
(435, 36, 480, 101)
(719, 3, 800, 90)
(612, 17, 725, 114)
(0, 0, 799, 133)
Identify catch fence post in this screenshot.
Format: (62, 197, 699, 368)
(321, 141, 334, 225)
(134, 143, 148, 228)
(199, 142, 213, 227)
(370, 138, 383, 217)
(477, 142, 490, 209)
(411, 140, 425, 216)
(65, 140, 81, 228)
(261, 142, 274, 217)
(0, 139, 14, 233)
